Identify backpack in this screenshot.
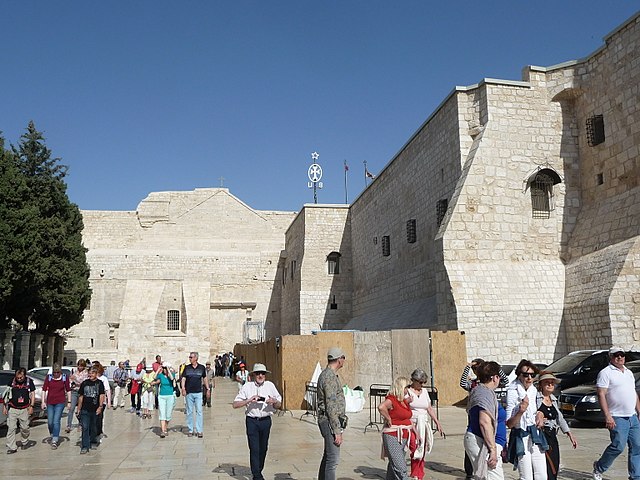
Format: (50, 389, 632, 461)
(47, 373, 67, 382)
(7, 379, 33, 409)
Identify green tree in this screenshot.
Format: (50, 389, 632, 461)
(0, 122, 91, 332)
(0, 134, 27, 329)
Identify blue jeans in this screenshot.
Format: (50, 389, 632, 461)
(185, 392, 203, 433)
(46, 403, 65, 441)
(595, 415, 640, 479)
(67, 391, 79, 429)
(80, 410, 98, 450)
(318, 417, 341, 480)
(246, 416, 272, 480)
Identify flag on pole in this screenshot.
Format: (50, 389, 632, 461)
(344, 160, 349, 171)
(365, 168, 375, 179)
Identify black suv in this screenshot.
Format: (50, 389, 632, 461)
(547, 349, 640, 392)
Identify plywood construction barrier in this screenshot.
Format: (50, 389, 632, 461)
(235, 328, 469, 409)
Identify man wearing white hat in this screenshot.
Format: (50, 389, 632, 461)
(233, 362, 282, 480)
(592, 346, 640, 480)
(317, 347, 347, 480)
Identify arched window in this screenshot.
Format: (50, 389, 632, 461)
(525, 168, 562, 219)
(327, 252, 341, 275)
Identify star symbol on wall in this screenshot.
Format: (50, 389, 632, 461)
(311, 151, 319, 161)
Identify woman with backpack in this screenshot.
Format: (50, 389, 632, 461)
(42, 363, 71, 449)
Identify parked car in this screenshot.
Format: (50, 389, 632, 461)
(0, 370, 42, 426)
(559, 360, 640, 423)
(546, 349, 640, 393)
(0, 370, 16, 427)
(27, 367, 72, 418)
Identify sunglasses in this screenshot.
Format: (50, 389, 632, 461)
(520, 372, 536, 378)
(254, 372, 266, 376)
(613, 352, 625, 358)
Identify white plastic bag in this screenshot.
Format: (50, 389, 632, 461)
(343, 385, 365, 413)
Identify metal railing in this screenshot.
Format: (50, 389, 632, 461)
(300, 381, 317, 420)
(364, 384, 390, 432)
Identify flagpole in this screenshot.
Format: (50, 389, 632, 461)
(344, 160, 349, 204)
(363, 160, 368, 187)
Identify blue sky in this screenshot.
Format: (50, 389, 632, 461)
(1, 2, 638, 212)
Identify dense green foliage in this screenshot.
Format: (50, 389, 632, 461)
(0, 122, 91, 333)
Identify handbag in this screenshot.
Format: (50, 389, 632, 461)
(172, 378, 181, 397)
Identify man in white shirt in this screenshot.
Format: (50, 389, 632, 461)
(233, 363, 282, 480)
(592, 347, 640, 480)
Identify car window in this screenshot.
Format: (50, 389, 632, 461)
(578, 354, 607, 374)
(28, 370, 48, 381)
(546, 352, 593, 374)
(0, 372, 14, 386)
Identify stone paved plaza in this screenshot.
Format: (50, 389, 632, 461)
(1, 378, 632, 479)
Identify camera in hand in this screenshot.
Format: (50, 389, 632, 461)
(257, 396, 266, 401)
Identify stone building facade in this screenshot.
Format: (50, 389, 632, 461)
(68, 13, 639, 365)
(64, 188, 295, 364)
(276, 205, 352, 336)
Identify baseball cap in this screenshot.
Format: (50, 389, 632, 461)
(609, 346, 624, 355)
(327, 347, 345, 361)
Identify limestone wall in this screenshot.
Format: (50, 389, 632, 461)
(441, 78, 571, 363)
(279, 210, 305, 335)
(554, 14, 640, 348)
(280, 206, 352, 336)
(67, 189, 295, 365)
(348, 90, 462, 331)
(299, 206, 351, 334)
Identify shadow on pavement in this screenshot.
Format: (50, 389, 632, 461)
(355, 465, 386, 478)
(213, 462, 252, 479)
(426, 460, 467, 479)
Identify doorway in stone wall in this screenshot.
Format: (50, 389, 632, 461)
(209, 303, 257, 356)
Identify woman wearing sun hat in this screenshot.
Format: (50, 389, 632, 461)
(535, 371, 578, 480)
(233, 363, 282, 480)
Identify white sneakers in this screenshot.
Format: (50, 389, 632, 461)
(592, 461, 603, 480)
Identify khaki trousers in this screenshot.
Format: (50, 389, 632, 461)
(6, 408, 30, 451)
